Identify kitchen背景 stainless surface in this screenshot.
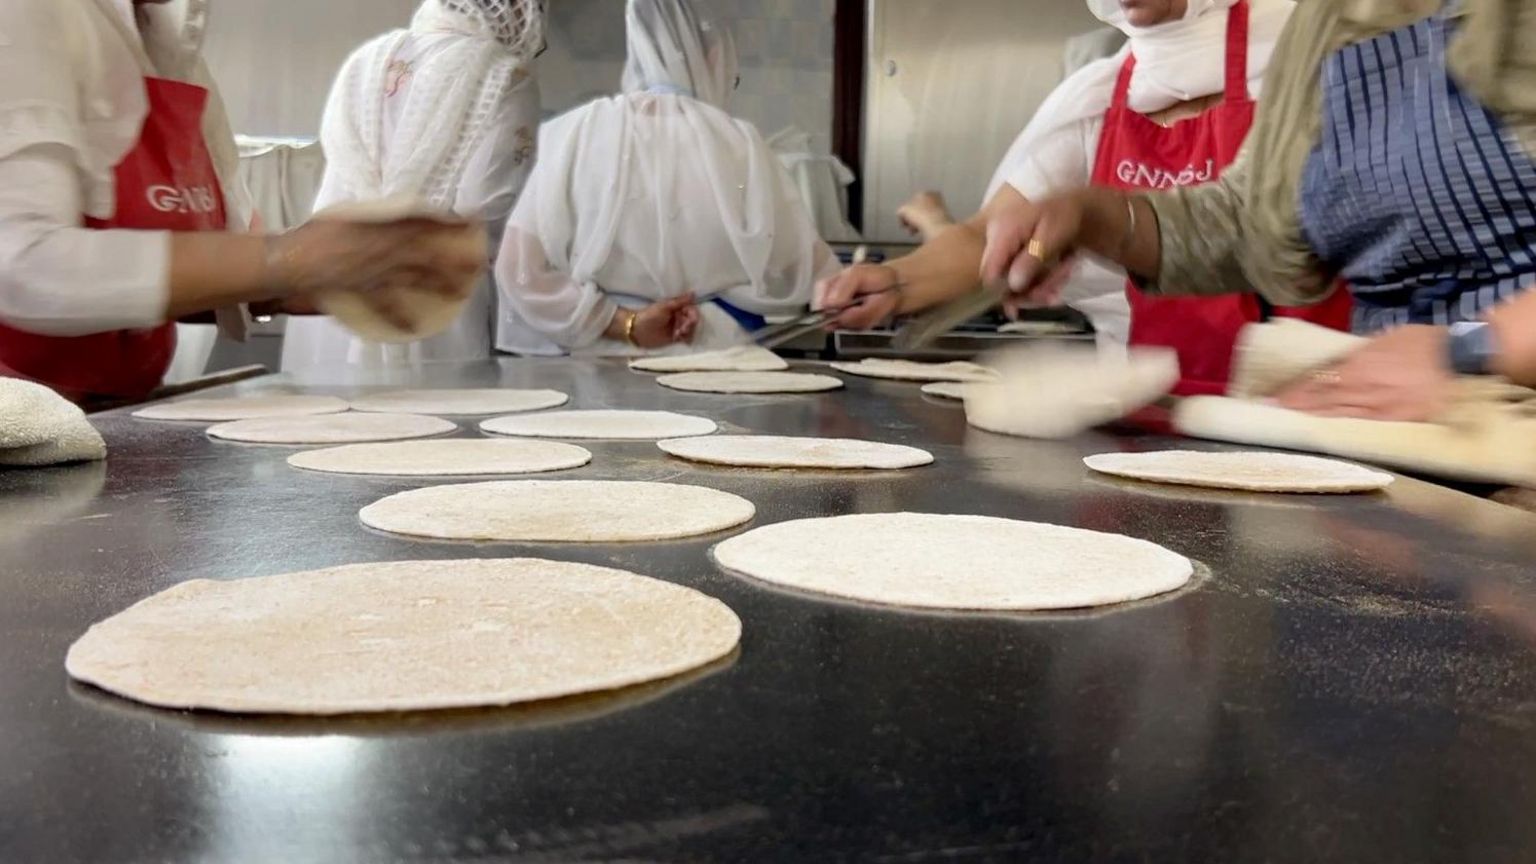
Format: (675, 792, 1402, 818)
(4, 358, 1536, 863)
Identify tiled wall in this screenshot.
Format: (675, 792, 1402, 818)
(542, 0, 836, 153)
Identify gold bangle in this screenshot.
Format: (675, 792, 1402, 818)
(623, 310, 640, 347)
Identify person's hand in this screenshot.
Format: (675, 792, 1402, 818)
(897, 191, 951, 239)
(1274, 325, 1454, 421)
(1000, 252, 1080, 318)
(980, 193, 1089, 305)
(813, 264, 903, 330)
(627, 293, 700, 349)
(268, 217, 484, 308)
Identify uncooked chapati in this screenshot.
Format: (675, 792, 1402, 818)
(829, 359, 999, 383)
(657, 372, 844, 394)
(713, 513, 1193, 610)
(966, 344, 1179, 439)
(311, 198, 486, 343)
(208, 413, 455, 445)
(348, 389, 568, 416)
(65, 559, 742, 714)
(629, 346, 789, 373)
(361, 480, 755, 542)
(1084, 450, 1394, 493)
(482, 410, 718, 440)
(659, 436, 933, 470)
(922, 382, 968, 401)
(287, 439, 591, 476)
(133, 396, 350, 422)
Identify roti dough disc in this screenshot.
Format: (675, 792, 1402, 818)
(134, 396, 350, 422)
(829, 359, 999, 383)
(713, 513, 1193, 610)
(630, 346, 788, 373)
(659, 436, 934, 470)
(311, 198, 486, 343)
(1084, 450, 1394, 493)
(966, 345, 1179, 439)
(288, 439, 591, 476)
(349, 389, 569, 416)
(922, 382, 967, 401)
(65, 559, 742, 715)
(361, 480, 755, 542)
(482, 410, 718, 440)
(208, 413, 455, 445)
(657, 372, 844, 394)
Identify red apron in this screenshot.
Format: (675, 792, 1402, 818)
(0, 77, 228, 403)
(1090, 0, 1351, 396)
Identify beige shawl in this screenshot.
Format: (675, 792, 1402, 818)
(1149, 0, 1536, 306)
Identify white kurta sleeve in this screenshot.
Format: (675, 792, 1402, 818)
(0, 145, 170, 336)
(496, 221, 617, 350)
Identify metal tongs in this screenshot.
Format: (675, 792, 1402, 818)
(753, 247, 901, 350)
(892, 250, 1061, 350)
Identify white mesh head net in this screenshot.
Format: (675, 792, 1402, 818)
(620, 0, 739, 108)
(412, 0, 545, 57)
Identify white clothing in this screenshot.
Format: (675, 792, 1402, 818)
(986, 0, 1295, 351)
(496, 0, 836, 357)
(281, 1, 543, 371)
(0, 0, 250, 336)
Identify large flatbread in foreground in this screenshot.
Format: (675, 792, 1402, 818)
(657, 372, 843, 394)
(1084, 450, 1393, 493)
(134, 396, 350, 422)
(830, 359, 998, 383)
(630, 346, 788, 373)
(288, 439, 591, 476)
(659, 436, 933, 469)
(482, 410, 717, 440)
(713, 513, 1193, 611)
(361, 480, 755, 542)
(65, 559, 741, 715)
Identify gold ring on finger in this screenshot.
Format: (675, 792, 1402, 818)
(1310, 369, 1342, 386)
(1026, 239, 1046, 260)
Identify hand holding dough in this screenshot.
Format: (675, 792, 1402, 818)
(291, 197, 487, 343)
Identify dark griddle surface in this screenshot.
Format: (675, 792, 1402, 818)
(4, 358, 1536, 863)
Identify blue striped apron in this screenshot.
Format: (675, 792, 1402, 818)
(1298, 6, 1536, 333)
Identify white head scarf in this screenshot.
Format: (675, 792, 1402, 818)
(620, 0, 738, 107)
(320, 0, 543, 209)
(504, 0, 823, 329)
(988, 0, 1294, 200)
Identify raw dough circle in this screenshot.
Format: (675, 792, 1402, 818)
(829, 359, 999, 383)
(361, 480, 756, 542)
(133, 396, 350, 422)
(208, 413, 455, 445)
(311, 198, 486, 344)
(714, 513, 1193, 611)
(922, 382, 968, 401)
(659, 436, 933, 470)
(1084, 450, 1394, 493)
(287, 439, 591, 476)
(630, 347, 788, 373)
(65, 559, 742, 715)
(966, 345, 1179, 439)
(482, 410, 718, 440)
(348, 389, 569, 416)
(657, 372, 843, 394)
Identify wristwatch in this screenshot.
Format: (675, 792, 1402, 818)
(1447, 322, 1497, 375)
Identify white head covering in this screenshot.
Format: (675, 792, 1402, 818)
(319, 0, 543, 209)
(502, 0, 823, 345)
(620, 0, 737, 107)
(988, 0, 1294, 200)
